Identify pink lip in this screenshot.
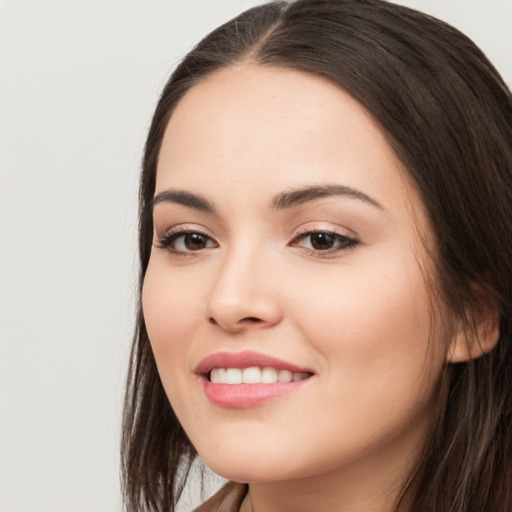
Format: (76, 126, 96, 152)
(195, 350, 312, 375)
(195, 351, 314, 409)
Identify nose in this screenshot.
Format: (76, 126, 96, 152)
(206, 249, 283, 333)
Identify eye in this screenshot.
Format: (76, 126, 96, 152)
(156, 229, 218, 254)
(290, 230, 358, 255)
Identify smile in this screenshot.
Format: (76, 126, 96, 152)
(196, 351, 314, 408)
(209, 367, 310, 384)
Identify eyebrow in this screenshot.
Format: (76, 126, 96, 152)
(151, 189, 215, 212)
(271, 184, 383, 210)
(150, 184, 383, 213)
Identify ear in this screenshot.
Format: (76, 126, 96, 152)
(447, 305, 500, 363)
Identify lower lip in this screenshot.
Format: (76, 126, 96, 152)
(202, 377, 310, 408)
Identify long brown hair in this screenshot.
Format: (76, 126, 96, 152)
(122, 1, 512, 510)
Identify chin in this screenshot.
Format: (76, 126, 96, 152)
(197, 442, 318, 484)
(202, 459, 295, 484)
(202, 451, 359, 487)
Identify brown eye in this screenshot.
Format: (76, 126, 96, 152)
(184, 233, 208, 250)
(309, 232, 335, 250)
(157, 230, 218, 254)
(290, 230, 358, 255)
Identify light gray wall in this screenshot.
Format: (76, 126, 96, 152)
(1, 1, 510, 511)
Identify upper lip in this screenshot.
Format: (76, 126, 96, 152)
(195, 350, 314, 376)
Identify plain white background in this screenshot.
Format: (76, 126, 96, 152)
(1, 1, 511, 511)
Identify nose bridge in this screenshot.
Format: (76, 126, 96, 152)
(206, 235, 281, 330)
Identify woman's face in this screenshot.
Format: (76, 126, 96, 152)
(142, 65, 450, 484)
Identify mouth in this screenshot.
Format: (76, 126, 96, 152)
(196, 351, 314, 408)
(209, 366, 311, 384)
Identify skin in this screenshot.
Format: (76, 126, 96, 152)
(142, 64, 456, 512)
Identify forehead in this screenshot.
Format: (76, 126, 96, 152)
(161, 65, 389, 172)
(156, 64, 427, 230)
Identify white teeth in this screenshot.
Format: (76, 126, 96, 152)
(278, 370, 292, 383)
(225, 368, 243, 384)
(209, 367, 310, 384)
(242, 367, 262, 383)
(261, 367, 278, 383)
(210, 368, 226, 383)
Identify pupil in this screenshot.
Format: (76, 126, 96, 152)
(185, 233, 207, 250)
(311, 233, 334, 250)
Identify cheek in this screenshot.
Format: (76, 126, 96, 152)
(142, 252, 213, 330)
(277, 260, 445, 471)
(141, 259, 203, 380)
(288, 249, 443, 408)
(141, 261, 210, 434)
(318, 270, 429, 355)
(292, 257, 429, 340)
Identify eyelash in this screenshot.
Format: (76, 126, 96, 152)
(156, 227, 217, 256)
(290, 229, 358, 256)
(155, 227, 358, 257)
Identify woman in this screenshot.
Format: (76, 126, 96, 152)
(121, 1, 512, 511)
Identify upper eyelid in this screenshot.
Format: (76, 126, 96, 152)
(154, 222, 359, 244)
(291, 223, 359, 240)
(156, 223, 215, 238)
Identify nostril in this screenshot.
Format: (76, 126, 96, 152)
(243, 317, 262, 323)
(208, 316, 262, 327)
